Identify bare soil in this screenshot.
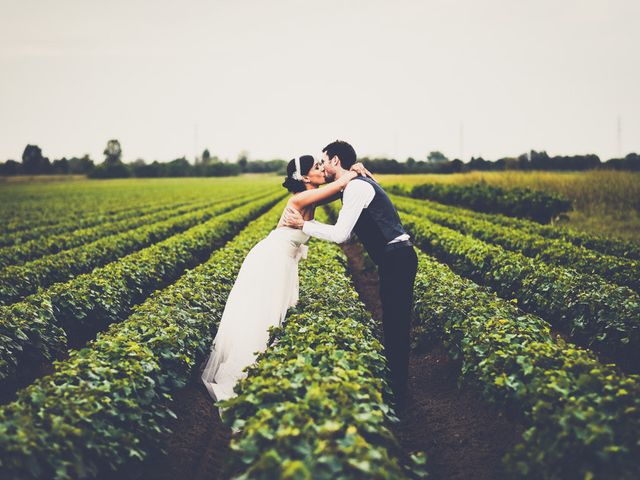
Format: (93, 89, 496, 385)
(121, 239, 525, 480)
(340, 240, 525, 480)
(116, 371, 232, 480)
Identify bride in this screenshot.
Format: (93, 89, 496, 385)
(201, 155, 370, 402)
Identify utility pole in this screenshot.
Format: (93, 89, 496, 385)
(617, 115, 622, 157)
(393, 131, 399, 160)
(194, 123, 199, 164)
(459, 121, 464, 161)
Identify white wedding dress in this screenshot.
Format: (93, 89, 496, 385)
(201, 224, 311, 402)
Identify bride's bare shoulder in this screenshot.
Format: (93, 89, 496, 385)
(288, 190, 307, 202)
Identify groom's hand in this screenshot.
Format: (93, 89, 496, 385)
(283, 206, 304, 229)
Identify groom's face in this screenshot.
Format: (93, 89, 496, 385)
(321, 151, 337, 181)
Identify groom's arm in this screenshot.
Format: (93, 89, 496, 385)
(286, 180, 375, 243)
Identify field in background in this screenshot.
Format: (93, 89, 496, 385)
(378, 170, 640, 241)
(0, 175, 281, 199)
(1, 173, 640, 478)
(3, 171, 638, 241)
(2, 171, 638, 241)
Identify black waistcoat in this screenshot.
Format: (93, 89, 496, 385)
(348, 177, 408, 265)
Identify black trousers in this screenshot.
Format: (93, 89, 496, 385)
(378, 245, 418, 397)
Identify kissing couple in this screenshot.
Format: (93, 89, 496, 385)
(201, 140, 418, 413)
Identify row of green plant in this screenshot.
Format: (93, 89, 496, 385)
(0, 199, 288, 479)
(0, 199, 219, 268)
(392, 195, 640, 292)
(0, 177, 252, 241)
(1, 197, 141, 235)
(387, 181, 572, 223)
(0, 198, 189, 248)
(400, 212, 640, 372)
(0, 189, 188, 235)
(411, 248, 640, 479)
(0, 192, 272, 306)
(0, 192, 284, 395)
(220, 209, 423, 479)
(391, 193, 640, 261)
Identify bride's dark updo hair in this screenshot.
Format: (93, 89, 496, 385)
(282, 155, 315, 193)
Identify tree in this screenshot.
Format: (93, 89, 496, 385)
(22, 144, 51, 174)
(131, 160, 162, 177)
(68, 155, 95, 174)
(624, 153, 640, 171)
(166, 157, 192, 177)
(605, 153, 640, 171)
(427, 151, 448, 163)
(51, 158, 70, 174)
(202, 149, 211, 164)
(202, 161, 241, 176)
(103, 139, 122, 166)
(530, 150, 551, 170)
(450, 159, 464, 173)
(237, 151, 249, 172)
(90, 140, 129, 178)
(0, 160, 21, 175)
(516, 153, 530, 170)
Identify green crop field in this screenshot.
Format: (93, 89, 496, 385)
(0, 174, 639, 479)
(378, 171, 640, 242)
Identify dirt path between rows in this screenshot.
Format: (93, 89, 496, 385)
(340, 240, 524, 480)
(120, 371, 232, 480)
(125, 239, 524, 480)
(2, 259, 207, 406)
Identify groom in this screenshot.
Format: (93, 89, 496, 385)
(283, 140, 418, 411)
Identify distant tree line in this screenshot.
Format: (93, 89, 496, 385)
(0, 145, 96, 176)
(361, 150, 640, 174)
(2, 144, 639, 177)
(0, 141, 286, 178)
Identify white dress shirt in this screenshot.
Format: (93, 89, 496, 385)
(302, 179, 410, 244)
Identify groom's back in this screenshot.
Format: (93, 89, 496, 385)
(349, 177, 408, 264)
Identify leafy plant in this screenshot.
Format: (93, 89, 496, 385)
(402, 212, 640, 371)
(388, 182, 572, 223)
(411, 249, 640, 479)
(0, 199, 287, 479)
(392, 195, 640, 293)
(220, 208, 425, 479)
(0, 191, 284, 394)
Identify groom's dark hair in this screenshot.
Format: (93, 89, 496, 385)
(323, 140, 357, 169)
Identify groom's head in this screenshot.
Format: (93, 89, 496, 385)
(322, 140, 356, 181)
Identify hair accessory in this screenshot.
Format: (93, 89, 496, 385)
(291, 156, 303, 181)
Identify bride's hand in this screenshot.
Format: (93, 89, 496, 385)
(350, 162, 375, 181)
(283, 206, 304, 229)
(339, 169, 358, 188)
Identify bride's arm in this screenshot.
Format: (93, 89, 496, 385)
(288, 171, 357, 210)
(313, 192, 342, 207)
(311, 163, 374, 206)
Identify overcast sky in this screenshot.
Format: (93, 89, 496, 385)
(1, 0, 638, 163)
